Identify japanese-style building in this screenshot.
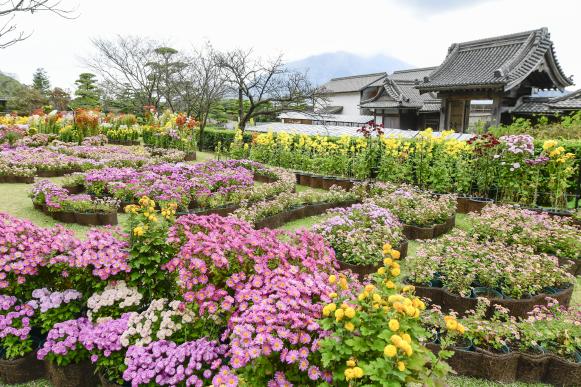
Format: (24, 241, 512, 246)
(359, 67, 441, 130)
(417, 28, 574, 132)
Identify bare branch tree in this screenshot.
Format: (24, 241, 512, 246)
(178, 42, 227, 148)
(0, 0, 77, 48)
(216, 49, 325, 131)
(86, 35, 162, 112)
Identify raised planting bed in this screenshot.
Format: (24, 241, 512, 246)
(403, 214, 456, 240)
(46, 360, 99, 387)
(427, 343, 581, 386)
(412, 284, 573, 319)
(44, 208, 119, 226)
(0, 175, 35, 184)
(457, 196, 494, 213)
(294, 172, 359, 191)
(254, 200, 358, 229)
(337, 239, 409, 280)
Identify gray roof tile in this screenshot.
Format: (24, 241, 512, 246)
(418, 28, 573, 92)
(320, 73, 387, 93)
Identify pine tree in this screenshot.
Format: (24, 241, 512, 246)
(70, 73, 101, 110)
(32, 68, 51, 97)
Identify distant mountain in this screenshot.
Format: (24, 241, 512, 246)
(287, 52, 411, 86)
(0, 71, 22, 97)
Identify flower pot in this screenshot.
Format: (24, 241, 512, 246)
(63, 184, 84, 195)
(47, 360, 98, 387)
(74, 212, 100, 226)
(98, 212, 118, 226)
(310, 175, 324, 189)
(51, 211, 65, 222)
(0, 350, 46, 384)
(403, 224, 434, 240)
(60, 211, 77, 224)
(299, 173, 312, 187)
(466, 197, 493, 213)
(184, 152, 197, 161)
(294, 172, 302, 185)
(98, 372, 126, 387)
(321, 177, 335, 190)
(337, 259, 382, 280)
(471, 287, 503, 300)
(456, 196, 470, 213)
(453, 338, 475, 352)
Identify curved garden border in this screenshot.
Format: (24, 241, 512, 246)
(253, 200, 359, 229)
(426, 343, 581, 386)
(33, 202, 118, 226)
(412, 284, 573, 319)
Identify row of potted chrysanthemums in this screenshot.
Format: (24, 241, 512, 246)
(1, 202, 463, 386)
(1, 110, 198, 150)
(0, 137, 187, 180)
(2, 203, 579, 386)
(29, 161, 296, 219)
(232, 127, 578, 210)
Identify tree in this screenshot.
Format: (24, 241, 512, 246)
(86, 35, 162, 113)
(70, 73, 100, 110)
(217, 49, 324, 131)
(49, 87, 71, 111)
(179, 43, 226, 148)
(0, 1, 77, 48)
(147, 46, 188, 111)
(7, 84, 48, 114)
(32, 68, 51, 96)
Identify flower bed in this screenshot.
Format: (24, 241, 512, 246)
(424, 299, 581, 385)
(359, 182, 457, 240)
(468, 204, 581, 275)
(405, 230, 575, 317)
(232, 187, 358, 228)
(312, 202, 406, 277)
(0, 142, 187, 181)
(242, 129, 579, 210)
(30, 180, 118, 226)
(79, 160, 295, 213)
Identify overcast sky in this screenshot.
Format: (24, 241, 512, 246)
(1, 0, 579, 91)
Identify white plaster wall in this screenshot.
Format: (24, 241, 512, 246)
(327, 92, 362, 116)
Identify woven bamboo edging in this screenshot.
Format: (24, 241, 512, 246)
(403, 214, 456, 240)
(33, 203, 118, 226)
(427, 343, 581, 386)
(0, 350, 46, 385)
(413, 284, 573, 319)
(253, 200, 359, 230)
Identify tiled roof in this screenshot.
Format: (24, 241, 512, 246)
(360, 68, 440, 112)
(418, 28, 573, 93)
(512, 89, 581, 114)
(320, 73, 387, 93)
(549, 89, 581, 110)
(390, 67, 437, 82)
(511, 97, 554, 114)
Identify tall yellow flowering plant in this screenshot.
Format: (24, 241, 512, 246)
(125, 196, 179, 302)
(318, 244, 452, 386)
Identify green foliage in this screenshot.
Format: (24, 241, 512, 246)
(318, 253, 453, 386)
(196, 126, 252, 152)
(125, 198, 178, 302)
(32, 68, 51, 97)
(70, 73, 101, 110)
(6, 85, 48, 114)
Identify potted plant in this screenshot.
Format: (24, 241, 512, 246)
(37, 318, 98, 387)
(0, 297, 46, 385)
